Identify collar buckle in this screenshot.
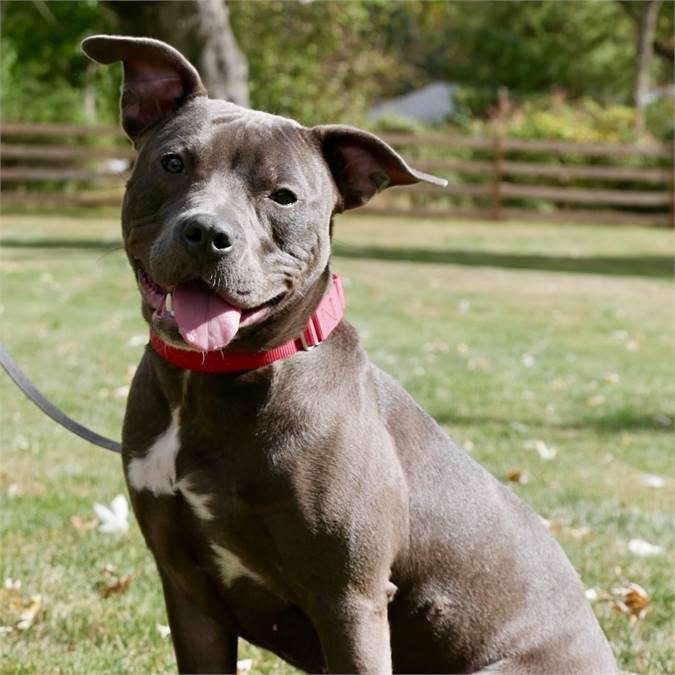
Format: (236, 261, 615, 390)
(299, 314, 323, 351)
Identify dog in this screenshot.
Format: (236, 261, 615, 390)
(81, 35, 617, 674)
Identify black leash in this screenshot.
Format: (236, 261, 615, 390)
(0, 342, 121, 453)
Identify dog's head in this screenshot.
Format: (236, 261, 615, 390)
(82, 35, 445, 352)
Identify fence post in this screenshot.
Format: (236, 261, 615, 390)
(491, 134, 503, 220)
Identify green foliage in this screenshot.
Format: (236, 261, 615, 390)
(0, 1, 119, 124)
(0, 0, 672, 137)
(228, 1, 409, 125)
(645, 97, 675, 141)
(468, 97, 644, 144)
(368, 113, 429, 136)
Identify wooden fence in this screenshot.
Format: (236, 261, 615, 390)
(1, 123, 673, 227)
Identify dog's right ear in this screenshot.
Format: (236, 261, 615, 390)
(81, 35, 207, 143)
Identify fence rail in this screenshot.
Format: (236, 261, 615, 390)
(1, 123, 673, 227)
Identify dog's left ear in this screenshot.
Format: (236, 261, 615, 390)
(81, 34, 207, 143)
(312, 125, 447, 211)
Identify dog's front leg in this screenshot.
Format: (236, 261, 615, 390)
(309, 590, 392, 675)
(159, 569, 238, 674)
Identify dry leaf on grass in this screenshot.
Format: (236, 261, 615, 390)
(156, 623, 171, 639)
(70, 515, 99, 533)
(639, 474, 665, 489)
(524, 439, 557, 461)
(520, 353, 535, 368)
(97, 564, 133, 599)
(93, 494, 129, 534)
(585, 588, 599, 602)
(237, 658, 254, 674)
(456, 342, 469, 355)
(603, 372, 620, 385)
(127, 335, 147, 348)
(16, 595, 43, 630)
(467, 358, 490, 372)
(627, 538, 663, 557)
(506, 469, 529, 484)
(611, 582, 650, 621)
(586, 394, 606, 407)
(565, 526, 591, 540)
(0, 580, 44, 632)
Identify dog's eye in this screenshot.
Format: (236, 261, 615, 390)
(161, 153, 184, 174)
(269, 189, 297, 205)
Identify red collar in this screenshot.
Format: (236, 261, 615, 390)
(149, 274, 345, 373)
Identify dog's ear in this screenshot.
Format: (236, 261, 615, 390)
(81, 35, 207, 143)
(312, 125, 447, 210)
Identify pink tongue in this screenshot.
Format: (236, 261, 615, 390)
(172, 281, 242, 351)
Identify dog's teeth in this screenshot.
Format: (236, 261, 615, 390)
(165, 293, 174, 315)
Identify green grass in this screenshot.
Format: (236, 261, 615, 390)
(1, 212, 673, 674)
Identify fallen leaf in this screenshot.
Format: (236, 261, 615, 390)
(70, 515, 99, 533)
(520, 353, 535, 368)
(611, 582, 650, 621)
(603, 372, 620, 385)
(237, 659, 254, 675)
(4, 578, 21, 591)
(16, 594, 43, 631)
(93, 494, 129, 534)
(565, 526, 591, 540)
(586, 394, 605, 407)
(126, 335, 147, 348)
(585, 588, 599, 602)
(639, 474, 665, 489)
(524, 439, 557, 461)
(628, 539, 663, 557)
(548, 377, 568, 390)
(102, 575, 132, 598)
(506, 469, 529, 484)
(467, 357, 490, 371)
(97, 564, 133, 598)
(653, 414, 672, 428)
(156, 623, 171, 639)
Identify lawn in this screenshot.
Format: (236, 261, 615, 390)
(0, 212, 672, 674)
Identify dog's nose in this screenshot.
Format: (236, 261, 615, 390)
(180, 215, 234, 256)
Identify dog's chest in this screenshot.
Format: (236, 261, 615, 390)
(125, 412, 284, 592)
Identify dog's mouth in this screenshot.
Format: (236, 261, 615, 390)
(136, 263, 283, 351)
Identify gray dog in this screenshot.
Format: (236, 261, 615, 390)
(82, 35, 616, 674)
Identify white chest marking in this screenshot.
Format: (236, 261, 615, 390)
(211, 543, 265, 588)
(176, 476, 214, 521)
(127, 412, 181, 496)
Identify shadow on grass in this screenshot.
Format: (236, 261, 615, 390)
(3, 239, 672, 279)
(333, 243, 673, 278)
(0, 238, 121, 251)
(434, 409, 673, 434)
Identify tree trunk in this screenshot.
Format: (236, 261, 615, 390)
(634, 0, 663, 133)
(106, 0, 249, 106)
